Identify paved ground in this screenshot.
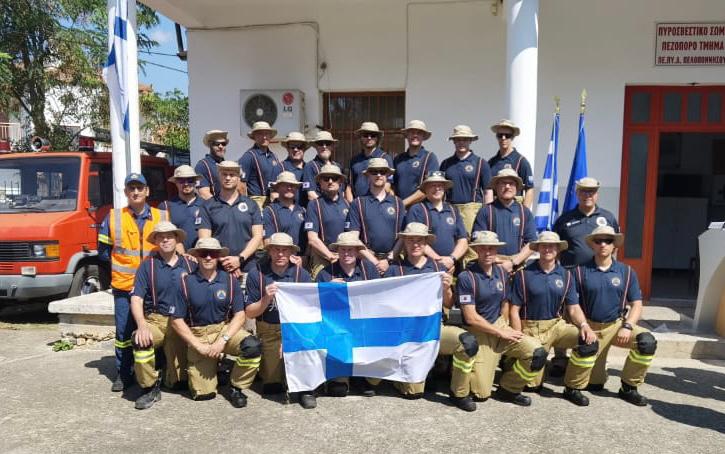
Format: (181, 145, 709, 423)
(1, 326, 724, 454)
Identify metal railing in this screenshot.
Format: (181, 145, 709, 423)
(0, 123, 22, 143)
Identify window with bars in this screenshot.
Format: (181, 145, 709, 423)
(322, 92, 406, 171)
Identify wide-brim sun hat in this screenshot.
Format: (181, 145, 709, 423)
(576, 177, 601, 190)
(188, 237, 230, 257)
(490, 168, 524, 191)
(448, 125, 478, 141)
(402, 120, 432, 140)
(315, 163, 346, 182)
(272, 171, 302, 188)
(363, 157, 395, 175)
(217, 160, 242, 173)
(247, 121, 278, 139)
(490, 119, 521, 137)
(168, 165, 201, 183)
(354, 121, 384, 137)
(280, 131, 311, 150)
(202, 130, 229, 147)
(529, 231, 568, 252)
(264, 232, 300, 253)
(146, 221, 187, 244)
(330, 231, 366, 251)
(469, 230, 506, 248)
(419, 171, 453, 191)
(585, 225, 624, 248)
(311, 130, 338, 143)
(396, 222, 436, 243)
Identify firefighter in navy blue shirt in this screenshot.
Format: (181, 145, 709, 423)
(198, 160, 263, 277)
(569, 226, 655, 406)
(280, 132, 308, 205)
(457, 231, 545, 407)
(347, 158, 405, 276)
(473, 168, 537, 272)
(382, 223, 477, 410)
(305, 163, 350, 279)
(316, 231, 379, 398)
(263, 172, 307, 257)
(195, 130, 229, 200)
(404, 171, 467, 273)
(130, 222, 195, 409)
(160, 165, 203, 253)
(345, 122, 393, 201)
(488, 119, 535, 208)
(510, 231, 599, 406)
(302, 131, 345, 204)
(239, 121, 282, 210)
(170, 237, 261, 407)
(553, 177, 620, 268)
(394, 120, 440, 208)
(244, 233, 313, 408)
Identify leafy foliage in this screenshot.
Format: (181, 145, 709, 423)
(140, 88, 189, 150)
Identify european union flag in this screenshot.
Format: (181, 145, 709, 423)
(563, 111, 588, 212)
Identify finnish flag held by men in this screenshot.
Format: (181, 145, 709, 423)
(102, 0, 130, 133)
(275, 273, 443, 393)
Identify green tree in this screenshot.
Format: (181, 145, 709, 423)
(0, 0, 159, 150)
(140, 89, 189, 150)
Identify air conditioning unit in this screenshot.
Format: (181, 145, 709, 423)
(240, 89, 305, 138)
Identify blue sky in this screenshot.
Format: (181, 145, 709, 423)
(138, 14, 189, 95)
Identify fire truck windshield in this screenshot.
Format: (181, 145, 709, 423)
(0, 156, 81, 213)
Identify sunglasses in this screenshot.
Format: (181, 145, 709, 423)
(316, 141, 334, 147)
(176, 178, 196, 184)
(361, 133, 379, 138)
(369, 170, 388, 176)
(212, 141, 227, 147)
(288, 143, 306, 150)
(197, 250, 221, 258)
(496, 133, 513, 140)
(593, 238, 614, 245)
(321, 175, 341, 182)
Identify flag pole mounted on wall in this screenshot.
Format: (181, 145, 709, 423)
(534, 97, 561, 232)
(562, 89, 588, 213)
(103, 0, 142, 209)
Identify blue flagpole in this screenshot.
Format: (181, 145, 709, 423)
(563, 91, 588, 212)
(534, 106, 560, 232)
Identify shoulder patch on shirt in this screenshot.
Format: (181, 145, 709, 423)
(302, 182, 311, 189)
(168, 306, 175, 314)
(596, 216, 608, 226)
(304, 222, 313, 229)
(239, 202, 248, 212)
(459, 294, 472, 303)
(343, 208, 349, 216)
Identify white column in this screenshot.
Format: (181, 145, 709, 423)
(505, 0, 539, 172)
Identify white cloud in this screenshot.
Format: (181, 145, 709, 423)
(149, 29, 172, 44)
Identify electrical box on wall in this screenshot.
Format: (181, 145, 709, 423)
(240, 89, 305, 138)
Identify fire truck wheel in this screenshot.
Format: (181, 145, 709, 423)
(68, 264, 103, 298)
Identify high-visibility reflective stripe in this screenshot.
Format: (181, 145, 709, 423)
(160, 210, 168, 222)
(236, 357, 261, 367)
(112, 264, 138, 274)
(133, 349, 155, 363)
(114, 247, 142, 256)
(512, 360, 538, 381)
(451, 356, 474, 373)
(628, 350, 654, 366)
(568, 352, 596, 368)
(98, 234, 112, 245)
(134, 356, 155, 364)
(113, 208, 123, 248)
(115, 339, 133, 349)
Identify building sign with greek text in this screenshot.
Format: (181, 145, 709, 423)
(656, 23, 725, 66)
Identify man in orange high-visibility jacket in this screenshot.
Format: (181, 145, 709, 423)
(98, 173, 167, 392)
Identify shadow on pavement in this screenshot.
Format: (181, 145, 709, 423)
(84, 356, 116, 382)
(649, 399, 725, 434)
(645, 367, 725, 402)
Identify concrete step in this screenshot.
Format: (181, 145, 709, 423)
(48, 291, 114, 341)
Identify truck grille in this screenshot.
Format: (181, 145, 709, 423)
(0, 242, 32, 261)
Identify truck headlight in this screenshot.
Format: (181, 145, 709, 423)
(31, 242, 60, 258)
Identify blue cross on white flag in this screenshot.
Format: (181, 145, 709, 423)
(534, 112, 560, 232)
(275, 273, 443, 392)
(102, 0, 130, 133)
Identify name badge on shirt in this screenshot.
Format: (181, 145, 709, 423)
(239, 203, 248, 212)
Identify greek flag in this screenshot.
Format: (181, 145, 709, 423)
(534, 112, 560, 232)
(563, 111, 588, 212)
(275, 273, 443, 392)
(102, 0, 130, 133)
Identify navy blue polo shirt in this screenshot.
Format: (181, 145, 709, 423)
(263, 201, 306, 251)
(199, 194, 262, 271)
(348, 148, 393, 197)
(384, 257, 441, 277)
(160, 196, 204, 251)
(346, 194, 405, 254)
(132, 253, 196, 316)
(282, 158, 305, 205)
(301, 157, 346, 200)
(239, 145, 282, 196)
(393, 148, 440, 200)
(439, 152, 492, 204)
(316, 259, 379, 283)
(488, 149, 534, 190)
(553, 205, 620, 267)
(172, 269, 243, 327)
(456, 264, 510, 324)
(405, 200, 466, 256)
(245, 263, 311, 324)
(194, 154, 224, 196)
(304, 194, 350, 245)
(574, 260, 642, 323)
(512, 262, 579, 321)
(472, 199, 537, 256)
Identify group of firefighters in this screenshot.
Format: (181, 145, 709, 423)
(97, 118, 656, 412)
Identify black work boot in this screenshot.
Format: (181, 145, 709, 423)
(111, 374, 132, 392)
(353, 377, 377, 397)
(135, 380, 161, 410)
(524, 384, 543, 393)
(298, 392, 317, 409)
(229, 387, 248, 408)
(262, 383, 285, 395)
(450, 395, 477, 412)
(585, 383, 605, 392)
(495, 387, 532, 406)
(618, 382, 648, 406)
(563, 387, 590, 407)
(327, 381, 349, 397)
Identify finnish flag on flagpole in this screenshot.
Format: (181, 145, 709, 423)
(275, 273, 443, 393)
(102, 0, 130, 134)
(534, 112, 560, 232)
